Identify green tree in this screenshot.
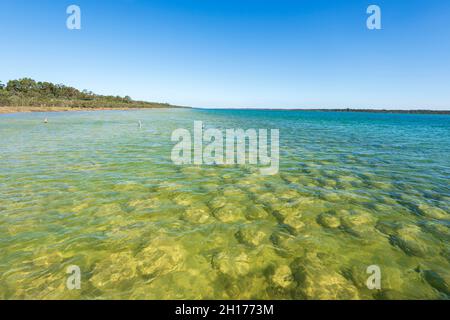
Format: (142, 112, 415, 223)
(6, 78, 38, 94)
(1, 77, 174, 109)
(0, 81, 10, 106)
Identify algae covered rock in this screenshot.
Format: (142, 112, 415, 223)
(421, 269, 450, 295)
(132, 255, 217, 299)
(389, 225, 431, 257)
(270, 229, 296, 251)
(340, 209, 376, 228)
(271, 202, 302, 220)
(296, 271, 360, 300)
(341, 265, 373, 290)
(256, 192, 279, 207)
(129, 196, 170, 212)
(321, 191, 341, 202)
(317, 212, 341, 229)
(376, 266, 442, 299)
(212, 249, 250, 277)
(422, 221, 450, 241)
(278, 189, 301, 201)
(90, 252, 137, 290)
(222, 186, 249, 202)
(214, 204, 245, 223)
(442, 247, 450, 263)
(245, 204, 269, 220)
(136, 239, 185, 277)
(209, 196, 228, 210)
(418, 204, 448, 220)
(235, 223, 269, 247)
(283, 214, 305, 233)
(182, 203, 212, 224)
(291, 254, 360, 300)
(375, 220, 400, 236)
(270, 265, 294, 289)
(173, 193, 203, 206)
(340, 209, 378, 240)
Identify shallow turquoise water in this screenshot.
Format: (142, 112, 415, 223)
(0, 109, 449, 299)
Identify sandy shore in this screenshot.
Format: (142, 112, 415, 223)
(0, 106, 179, 114)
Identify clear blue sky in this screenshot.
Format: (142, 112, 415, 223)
(1, 0, 449, 109)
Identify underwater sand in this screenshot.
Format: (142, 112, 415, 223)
(0, 109, 449, 299)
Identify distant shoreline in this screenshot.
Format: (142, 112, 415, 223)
(289, 108, 450, 115)
(1, 106, 449, 115)
(194, 108, 450, 115)
(2, 79, 448, 116)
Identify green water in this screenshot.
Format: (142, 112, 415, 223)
(0, 109, 449, 300)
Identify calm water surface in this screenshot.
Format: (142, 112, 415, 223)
(0, 109, 449, 299)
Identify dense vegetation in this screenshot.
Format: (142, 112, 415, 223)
(0, 78, 176, 109)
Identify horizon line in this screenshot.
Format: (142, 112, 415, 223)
(190, 107, 450, 114)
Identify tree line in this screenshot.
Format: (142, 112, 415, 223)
(0, 78, 175, 109)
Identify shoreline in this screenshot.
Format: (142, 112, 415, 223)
(195, 108, 450, 115)
(1, 106, 449, 115)
(288, 108, 450, 115)
(0, 106, 189, 115)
